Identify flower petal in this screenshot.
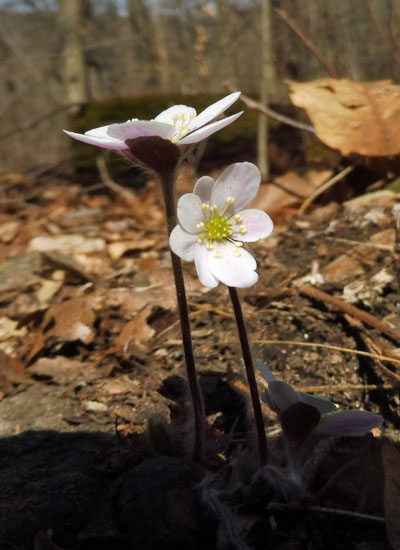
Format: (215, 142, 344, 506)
(63, 130, 127, 150)
(107, 120, 174, 141)
(154, 105, 197, 124)
(193, 176, 215, 203)
(317, 410, 383, 436)
(178, 112, 243, 145)
(207, 241, 258, 288)
(297, 393, 337, 415)
(268, 381, 299, 413)
(177, 193, 203, 233)
(210, 162, 261, 212)
(256, 360, 277, 383)
(231, 209, 273, 242)
(169, 225, 197, 261)
(86, 124, 114, 138)
(194, 244, 219, 288)
(256, 361, 337, 415)
(189, 92, 241, 132)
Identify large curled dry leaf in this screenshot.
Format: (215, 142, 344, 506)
(287, 78, 400, 156)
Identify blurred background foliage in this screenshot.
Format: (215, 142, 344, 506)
(0, 0, 398, 175)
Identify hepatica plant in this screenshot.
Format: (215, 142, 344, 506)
(171, 162, 273, 465)
(170, 162, 273, 288)
(257, 360, 383, 482)
(64, 92, 243, 463)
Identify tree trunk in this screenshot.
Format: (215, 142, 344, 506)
(257, 0, 274, 177)
(59, 0, 88, 109)
(216, 0, 238, 87)
(152, 2, 172, 93)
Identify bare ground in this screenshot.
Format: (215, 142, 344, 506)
(0, 170, 399, 549)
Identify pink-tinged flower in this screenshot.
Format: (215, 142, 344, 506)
(256, 360, 383, 437)
(63, 92, 243, 151)
(169, 162, 273, 288)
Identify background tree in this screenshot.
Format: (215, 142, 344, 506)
(58, 0, 88, 110)
(0, 0, 399, 172)
(257, 0, 274, 177)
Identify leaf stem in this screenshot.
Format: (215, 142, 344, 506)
(159, 169, 205, 463)
(228, 286, 268, 465)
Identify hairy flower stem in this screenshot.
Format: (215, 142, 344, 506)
(228, 286, 268, 466)
(159, 169, 205, 463)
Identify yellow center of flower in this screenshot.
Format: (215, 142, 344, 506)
(195, 197, 247, 254)
(202, 215, 232, 242)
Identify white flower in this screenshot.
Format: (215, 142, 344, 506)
(63, 92, 242, 150)
(169, 162, 273, 288)
(256, 360, 383, 437)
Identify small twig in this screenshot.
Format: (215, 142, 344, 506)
(268, 502, 385, 523)
(255, 339, 400, 368)
(165, 337, 400, 369)
(275, 9, 338, 78)
(155, 309, 206, 341)
(233, 90, 315, 134)
(343, 314, 400, 383)
(95, 155, 139, 208)
(298, 166, 354, 214)
(300, 285, 400, 344)
(358, 332, 400, 382)
(292, 383, 395, 394)
(361, 334, 400, 382)
(187, 301, 235, 319)
(325, 236, 395, 252)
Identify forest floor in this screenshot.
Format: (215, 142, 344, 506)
(0, 163, 399, 549)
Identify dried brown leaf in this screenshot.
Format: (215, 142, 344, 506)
(29, 357, 91, 385)
(249, 170, 331, 225)
(288, 78, 400, 156)
(0, 221, 21, 243)
(0, 350, 32, 389)
(44, 295, 96, 343)
(114, 305, 155, 354)
(29, 234, 106, 255)
(26, 295, 97, 361)
(107, 239, 156, 260)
